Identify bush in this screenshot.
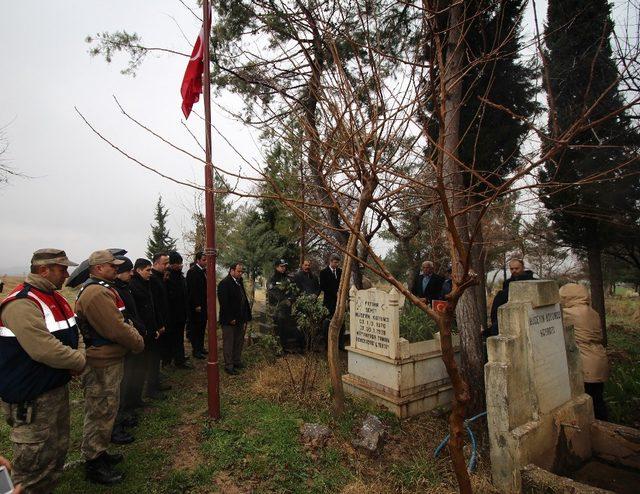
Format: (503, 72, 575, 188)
(399, 303, 437, 342)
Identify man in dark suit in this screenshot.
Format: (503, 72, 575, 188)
(319, 254, 344, 349)
(410, 260, 445, 304)
(319, 254, 342, 317)
(186, 252, 207, 359)
(217, 262, 252, 375)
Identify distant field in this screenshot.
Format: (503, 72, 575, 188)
(1, 275, 78, 305)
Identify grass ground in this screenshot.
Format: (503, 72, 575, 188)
(0, 276, 637, 492)
(603, 297, 640, 427)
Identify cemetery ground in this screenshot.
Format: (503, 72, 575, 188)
(0, 277, 638, 493)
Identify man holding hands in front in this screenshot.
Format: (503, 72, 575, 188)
(75, 250, 144, 485)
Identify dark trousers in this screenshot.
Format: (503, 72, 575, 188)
(321, 318, 346, 350)
(188, 311, 207, 354)
(585, 382, 609, 421)
(222, 324, 246, 370)
(145, 343, 162, 395)
(116, 351, 147, 423)
(275, 315, 304, 351)
(161, 323, 186, 364)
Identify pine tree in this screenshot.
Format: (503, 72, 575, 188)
(541, 0, 639, 336)
(146, 195, 177, 259)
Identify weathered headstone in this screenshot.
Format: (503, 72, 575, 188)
(343, 287, 459, 418)
(350, 285, 400, 358)
(485, 280, 594, 493)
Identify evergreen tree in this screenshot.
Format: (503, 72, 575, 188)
(146, 195, 177, 259)
(541, 0, 639, 335)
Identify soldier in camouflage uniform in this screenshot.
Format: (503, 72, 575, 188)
(0, 249, 86, 494)
(75, 250, 144, 485)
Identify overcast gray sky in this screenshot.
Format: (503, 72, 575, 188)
(0, 1, 258, 274)
(0, 1, 632, 275)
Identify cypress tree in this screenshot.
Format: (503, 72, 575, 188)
(146, 195, 177, 259)
(541, 0, 638, 337)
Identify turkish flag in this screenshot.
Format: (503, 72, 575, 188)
(432, 300, 449, 313)
(181, 22, 206, 119)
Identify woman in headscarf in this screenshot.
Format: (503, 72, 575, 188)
(559, 283, 610, 420)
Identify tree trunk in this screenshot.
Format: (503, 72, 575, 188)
(433, 1, 473, 491)
(455, 287, 486, 415)
(299, 10, 349, 250)
(587, 243, 607, 346)
(456, 208, 487, 415)
(327, 177, 377, 414)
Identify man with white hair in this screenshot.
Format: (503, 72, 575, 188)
(410, 260, 445, 304)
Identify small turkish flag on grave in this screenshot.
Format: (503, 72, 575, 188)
(432, 300, 449, 313)
(181, 19, 208, 119)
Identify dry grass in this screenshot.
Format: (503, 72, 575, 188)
(244, 348, 501, 493)
(249, 352, 332, 405)
(607, 296, 640, 326)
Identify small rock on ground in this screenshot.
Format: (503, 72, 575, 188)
(352, 413, 386, 455)
(300, 422, 332, 449)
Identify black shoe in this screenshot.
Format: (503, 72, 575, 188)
(224, 367, 239, 375)
(122, 415, 138, 428)
(146, 391, 166, 400)
(99, 451, 124, 466)
(234, 362, 245, 369)
(200, 348, 209, 355)
(111, 427, 134, 445)
(158, 383, 172, 391)
(85, 457, 124, 485)
(175, 362, 193, 369)
(193, 352, 206, 360)
(131, 399, 149, 409)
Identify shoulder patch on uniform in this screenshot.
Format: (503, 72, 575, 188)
(15, 284, 32, 300)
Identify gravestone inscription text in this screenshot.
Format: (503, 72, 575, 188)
(352, 290, 395, 357)
(528, 303, 571, 413)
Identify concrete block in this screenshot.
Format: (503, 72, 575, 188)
(509, 280, 560, 307)
(521, 464, 613, 494)
(591, 420, 640, 470)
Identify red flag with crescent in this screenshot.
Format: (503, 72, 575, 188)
(181, 18, 207, 119)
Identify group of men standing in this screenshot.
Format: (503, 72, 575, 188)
(266, 254, 343, 351)
(0, 247, 212, 491)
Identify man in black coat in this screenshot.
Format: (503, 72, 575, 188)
(186, 252, 207, 359)
(293, 260, 320, 297)
(217, 262, 252, 375)
(410, 260, 445, 304)
(130, 258, 163, 399)
(488, 259, 535, 337)
(165, 251, 191, 368)
(148, 253, 171, 395)
(319, 254, 342, 317)
(112, 256, 144, 444)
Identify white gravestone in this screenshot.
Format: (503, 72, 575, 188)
(485, 280, 594, 493)
(343, 286, 459, 418)
(527, 304, 571, 413)
(351, 287, 401, 359)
